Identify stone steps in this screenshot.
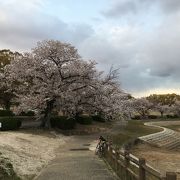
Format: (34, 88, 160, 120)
(139, 121, 180, 150)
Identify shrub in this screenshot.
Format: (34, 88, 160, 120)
(0, 155, 21, 179)
(0, 110, 14, 116)
(148, 115, 158, 119)
(50, 116, 76, 130)
(131, 115, 141, 120)
(51, 111, 58, 116)
(76, 115, 92, 125)
(173, 114, 179, 118)
(19, 111, 35, 116)
(91, 115, 105, 122)
(166, 114, 179, 118)
(0, 117, 22, 131)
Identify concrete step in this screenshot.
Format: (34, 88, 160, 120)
(139, 121, 180, 150)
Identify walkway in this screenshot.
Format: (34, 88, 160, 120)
(139, 121, 180, 149)
(34, 135, 119, 180)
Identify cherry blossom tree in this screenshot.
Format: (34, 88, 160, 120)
(61, 74, 130, 121)
(170, 100, 180, 117)
(153, 104, 170, 117)
(6, 40, 129, 127)
(0, 50, 22, 110)
(131, 98, 153, 119)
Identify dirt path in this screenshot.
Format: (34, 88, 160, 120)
(34, 135, 119, 180)
(132, 144, 180, 179)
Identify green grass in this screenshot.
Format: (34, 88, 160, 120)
(163, 124, 180, 132)
(149, 118, 180, 132)
(110, 120, 162, 147)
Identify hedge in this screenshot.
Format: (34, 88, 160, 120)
(91, 115, 105, 122)
(148, 115, 158, 119)
(50, 116, 76, 130)
(76, 115, 92, 125)
(0, 110, 14, 116)
(0, 155, 21, 180)
(19, 111, 35, 116)
(0, 117, 22, 131)
(131, 115, 141, 120)
(166, 114, 179, 118)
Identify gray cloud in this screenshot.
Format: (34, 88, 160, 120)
(102, 0, 151, 18)
(1, 0, 180, 97)
(79, 9, 180, 95)
(102, 0, 138, 17)
(96, 0, 180, 96)
(78, 25, 140, 70)
(142, 13, 180, 78)
(158, 0, 180, 13)
(0, 0, 94, 51)
(102, 0, 180, 18)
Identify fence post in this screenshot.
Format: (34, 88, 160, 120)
(109, 145, 113, 165)
(115, 151, 119, 172)
(124, 150, 130, 179)
(124, 150, 129, 166)
(166, 172, 177, 180)
(139, 158, 146, 180)
(104, 143, 108, 158)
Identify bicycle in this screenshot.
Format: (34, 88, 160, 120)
(95, 136, 107, 158)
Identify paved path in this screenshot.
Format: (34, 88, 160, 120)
(34, 135, 119, 180)
(139, 121, 180, 149)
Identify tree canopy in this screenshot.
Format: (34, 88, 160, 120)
(147, 93, 180, 106)
(0, 49, 22, 110)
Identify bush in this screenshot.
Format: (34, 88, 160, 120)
(131, 115, 141, 120)
(91, 115, 105, 122)
(0, 117, 22, 131)
(166, 114, 179, 118)
(19, 111, 35, 116)
(0, 110, 14, 116)
(76, 115, 92, 125)
(51, 111, 58, 116)
(50, 116, 76, 130)
(0, 155, 21, 179)
(148, 115, 158, 119)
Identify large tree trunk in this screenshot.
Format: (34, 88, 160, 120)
(75, 112, 80, 120)
(40, 99, 55, 128)
(160, 111, 164, 118)
(140, 111, 148, 120)
(4, 100, 11, 111)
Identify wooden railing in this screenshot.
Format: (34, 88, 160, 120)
(103, 142, 177, 180)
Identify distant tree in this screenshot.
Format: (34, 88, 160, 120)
(0, 49, 22, 110)
(147, 94, 180, 106)
(154, 104, 170, 117)
(147, 93, 180, 117)
(170, 101, 180, 117)
(131, 98, 153, 119)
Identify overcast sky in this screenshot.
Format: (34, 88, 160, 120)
(1, 0, 180, 97)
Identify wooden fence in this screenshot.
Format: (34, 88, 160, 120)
(103, 142, 177, 180)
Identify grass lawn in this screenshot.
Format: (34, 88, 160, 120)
(163, 124, 180, 132)
(110, 120, 162, 148)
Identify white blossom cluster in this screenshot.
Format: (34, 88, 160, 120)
(170, 101, 180, 116)
(130, 98, 153, 118)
